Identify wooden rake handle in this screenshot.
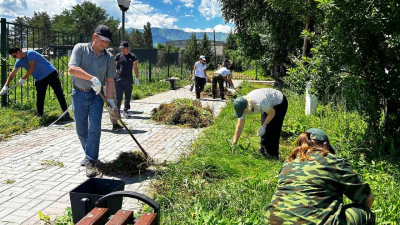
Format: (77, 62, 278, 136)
(98, 92, 150, 159)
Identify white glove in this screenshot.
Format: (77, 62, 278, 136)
(91, 77, 101, 94)
(106, 99, 115, 110)
(0, 85, 8, 95)
(18, 78, 26, 85)
(135, 78, 139, 86)
(257, 125, 266, 137)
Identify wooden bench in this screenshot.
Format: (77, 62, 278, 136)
(76, 191, 159, 225)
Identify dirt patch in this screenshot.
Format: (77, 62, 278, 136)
(151, 99, 213, 128)
(97, 151, 149, 176)
(200, 85, 237, 99)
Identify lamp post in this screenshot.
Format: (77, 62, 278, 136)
(118, 0, 131, 42)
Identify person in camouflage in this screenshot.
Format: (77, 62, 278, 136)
(264, 128, 375, 224)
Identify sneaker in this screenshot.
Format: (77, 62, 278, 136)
(123, 110, 131, 117)
(80, 158, 89, 166)
(85, 162, 97, 178)
(112, 123, 124, 131)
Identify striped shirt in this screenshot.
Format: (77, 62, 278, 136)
(239, 88, 284, 120)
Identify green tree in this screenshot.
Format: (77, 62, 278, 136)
(143, 22, 153, 48)
(183, 33, 199, 68)
(127, 29, 144, 48)
(11, 16, 29, 47)
(218, 0, 304, 76)
(157, 43, 166, 51)
(29, 12, 51, 29)
(199, 32, 215, 69)
(51, 10, 75, 33)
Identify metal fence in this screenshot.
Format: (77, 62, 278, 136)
(1, 17, 262, 108)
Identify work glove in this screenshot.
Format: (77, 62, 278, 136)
(135, 78, 139, 86)
(0, 85, 8, 95)
(91, 77, 101, 95)
(18, 78, 26, 85)
(106, 99, 115, 111)
(257, 125, 266, 137)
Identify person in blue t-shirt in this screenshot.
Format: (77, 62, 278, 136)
(0, 47, 71, 119)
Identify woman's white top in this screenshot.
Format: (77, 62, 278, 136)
(239, 88, 284, 120)
(194, 61, 207, 78)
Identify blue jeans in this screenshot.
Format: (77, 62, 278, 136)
(72, 88, 104, 162)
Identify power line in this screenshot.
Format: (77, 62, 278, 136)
(129, 6, 175, 28)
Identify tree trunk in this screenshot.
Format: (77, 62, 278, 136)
(302, 0, 315, 59)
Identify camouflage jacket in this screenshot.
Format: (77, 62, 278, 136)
(264, 151, 371, 224)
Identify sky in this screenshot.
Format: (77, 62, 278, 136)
(0, 0, 235, 33)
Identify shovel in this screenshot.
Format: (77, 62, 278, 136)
(99, 92, 150, 159)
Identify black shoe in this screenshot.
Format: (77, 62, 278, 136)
(221, 97, 225, 100)
(112, 123, 124, 131)
(85, 162, 97, 178)
(63, 113, 74, 121)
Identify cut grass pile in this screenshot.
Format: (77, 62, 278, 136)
(97, 151, 149, 176)
(151, 99, 213, 128)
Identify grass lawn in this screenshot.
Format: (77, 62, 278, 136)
(152, 82, 400, 224)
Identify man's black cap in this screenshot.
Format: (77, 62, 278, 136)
(95, 25, 113, 42)
(119, 41, 130, 49)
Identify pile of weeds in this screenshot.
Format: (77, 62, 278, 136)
(200, 85, 236, 99)
(97, 151, 148, 176)
(151, 99, 213, 128)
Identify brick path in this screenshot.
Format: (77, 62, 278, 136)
(0, 81, 242, 224)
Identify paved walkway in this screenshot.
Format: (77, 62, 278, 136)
(0, 81, 242, 224)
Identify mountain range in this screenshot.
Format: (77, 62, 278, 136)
(126, 27, 229, 46)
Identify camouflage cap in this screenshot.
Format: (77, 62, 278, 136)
(307, 128, 336, 154)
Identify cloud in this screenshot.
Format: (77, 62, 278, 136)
(177, 0, 194, 8)
(213, 24, 233, 33)
(162, 0, 172, 4)
(0, 0, 28, 11)
(198, 0, 221, 21)
(182, 24, 233, 33)
(125, 1, 178, 29)
(0, 8, 18, 18)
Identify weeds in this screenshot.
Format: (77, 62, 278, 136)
(41, 160, 64, 167)
(5, 179, 15, 184)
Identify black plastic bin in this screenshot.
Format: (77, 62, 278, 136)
(69, 178, 125, 224)
(169, 79, 176, 90)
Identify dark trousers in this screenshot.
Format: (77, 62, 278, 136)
(260, 96, 288, 159)
(195, 76, 206, 99)
(115, 79, 133, 111)
(212, 75, 225, 99)
(35, 70, 68, 116)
